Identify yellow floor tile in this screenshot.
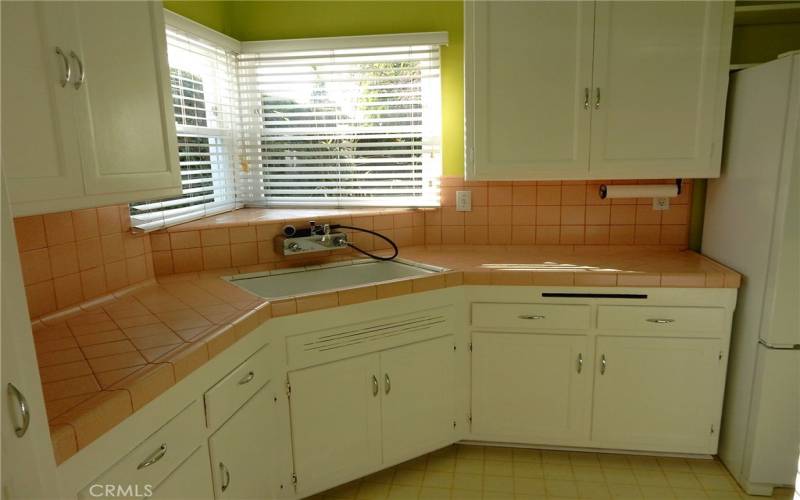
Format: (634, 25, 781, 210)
(423, 471, 454, 489)
(484, 475, 515, 494)
(573, 466, 606, 483)
(513, 461, 545, 479)
(387, 485, 419, 500)
(393, 469, 426, 487)
(513, 477, 546, 495)
(356, 482, 390, 499)
(418, 487, 451, 499)
(545, 478, 580, 498)
(456, 459, 485, 475)
(313, 446, 795, 500)
(453, 473, 483, 492)
(543, 463, 574, 480)
(485, 461, 514, 477)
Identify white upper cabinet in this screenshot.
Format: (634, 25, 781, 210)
(466, 1, 594, 179)
(71, 2, 180, 196)
(465, 0, 734, 181)
(1, 2, 85, 205)
(1, 1, 180, 216)
(590, 1, 733, 178)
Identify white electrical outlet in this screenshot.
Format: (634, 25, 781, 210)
(456, 190, 472, 212)
(652, 197, 670, 210)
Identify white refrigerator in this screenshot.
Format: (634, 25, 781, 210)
(703, 50, 800, 496)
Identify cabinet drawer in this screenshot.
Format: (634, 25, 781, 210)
(472, 303, 591, 331)
(597, 306, 725, 334)
(79, 402, 204, 499)
(204, 343, 271, 430)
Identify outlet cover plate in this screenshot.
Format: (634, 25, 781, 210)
(456, 191, 472, 212)
(652, 197, 670, 210)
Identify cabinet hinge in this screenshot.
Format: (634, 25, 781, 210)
(286, 379, 292, 399)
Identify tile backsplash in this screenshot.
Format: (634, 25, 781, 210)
(148, 210, 427, 276)
(14, 205, 154, 319)
(426, 177, 692, 247)
(14, 177, 691, 318)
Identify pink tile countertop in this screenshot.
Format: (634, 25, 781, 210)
(33, 245, 739, 465)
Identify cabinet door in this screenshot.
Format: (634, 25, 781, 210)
(288, 353, 381, 495)
(589, 1, 733, 178)
(380, 336, 456, 464)
(466, 1, 594, 179)
(1, 2, 85, 211)
(592, 336, 724, 453)
(71, 1, 180, 196)
(1, 175, 59, 496)
(472, 332, 591, 444)
(208, 384, 277, 500)
(148, 446, 213, 500)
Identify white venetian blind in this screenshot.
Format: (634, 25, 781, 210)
(130, 24, 240, 230)
(237, 34, 444, 207)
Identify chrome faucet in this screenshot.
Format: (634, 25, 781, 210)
(320, 224, 332, 244)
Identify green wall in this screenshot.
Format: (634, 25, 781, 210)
(164, 1, 464, 176)
(163, 1, 235, 38)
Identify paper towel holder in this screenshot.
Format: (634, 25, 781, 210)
(599, 178, 682, 199)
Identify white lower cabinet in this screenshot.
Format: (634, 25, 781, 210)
(147, 446, 213, 500)
(289, 353, 382, 494)
(591, 336, 724, 453)
(469, 295, 734, 456)
(472, 332, 591, 444)
(380, 336, 456, 464)
(208, 383, 277, 500)
(79, 402, 206, 500)
(288, 335, 456, 495)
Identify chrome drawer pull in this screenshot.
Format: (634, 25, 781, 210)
(600, 354, 607, 375)
(646, 318, 675, 324)
(384, 373, 391, 395)
(7, 383, 30, 437)
(220, 462, 231, 492)
(518, 315, 545, 320)
(69, 51, 85, 90)
(137, 444, 167, 470)
(238, 371, 255, 385)
(55, 47, 71, 87)
(576, 353, 583, 374)
(371, 375, 379, 396)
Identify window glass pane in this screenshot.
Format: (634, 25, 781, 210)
(238, 45, 442, 207)
(130, 27, 239, 231)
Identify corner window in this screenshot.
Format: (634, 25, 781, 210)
(237, 40, 443, 207)
(130, 27, 239, 231)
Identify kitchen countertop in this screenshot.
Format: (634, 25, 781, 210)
(34, 245, 740, 464)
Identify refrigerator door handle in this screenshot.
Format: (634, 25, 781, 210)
(758, 338, 800, 350)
